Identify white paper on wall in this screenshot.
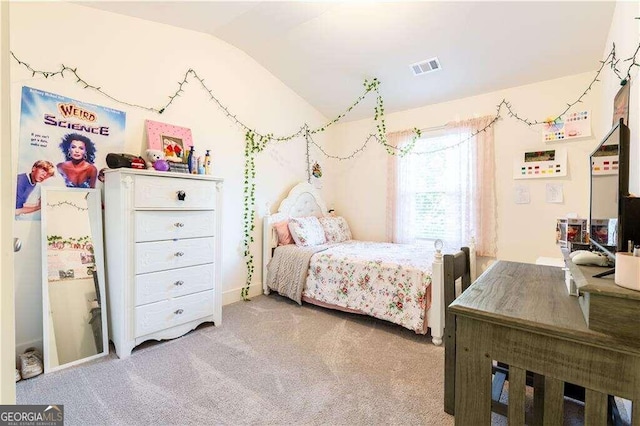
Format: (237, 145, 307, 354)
(546, 183, 564, 203)
(514, 185, 531, 204)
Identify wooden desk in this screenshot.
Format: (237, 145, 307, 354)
(563, 250, 640, 343)
(448, 261, 640, 425)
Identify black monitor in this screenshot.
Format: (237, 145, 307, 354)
(588, 119, 632, 277)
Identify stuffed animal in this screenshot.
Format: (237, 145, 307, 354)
(145, 149, 163, 168)
(145, 149, 170, 172)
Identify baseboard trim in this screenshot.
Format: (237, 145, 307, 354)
(222, 283, 263, 306)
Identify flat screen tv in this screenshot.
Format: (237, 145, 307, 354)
(588, 119, 639, 277)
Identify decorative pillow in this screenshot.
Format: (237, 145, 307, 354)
(273, 220, 294, 246)
(288, 216, 326, 247)
(319, 216, 352, 243)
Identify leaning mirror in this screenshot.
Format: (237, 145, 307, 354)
(41, 187, 108, 372)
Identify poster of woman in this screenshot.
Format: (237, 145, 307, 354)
(16, 86, 126, 220)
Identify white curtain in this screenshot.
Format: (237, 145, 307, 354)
(386, 129, 417, 243)
(387, 117, 496, 257)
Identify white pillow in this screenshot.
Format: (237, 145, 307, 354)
(319, 216, 352, 243)
(288, 216, 326, 247)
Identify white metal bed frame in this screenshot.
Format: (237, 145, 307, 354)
(262, 181, 476, 345)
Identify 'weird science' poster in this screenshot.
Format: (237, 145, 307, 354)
(16, 86, 126, 220)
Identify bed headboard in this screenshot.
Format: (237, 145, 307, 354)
(262, 181, 328, 293)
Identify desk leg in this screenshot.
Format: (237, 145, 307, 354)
(584, 389, 607, 425)
(543, 376, 564, 426)
(508, 366, 526, 425)
(444, 314, 456, 415)
(454, 317, 492, 425)
(532, 373, 545, 426)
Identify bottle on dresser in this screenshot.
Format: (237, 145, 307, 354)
(187, 147, 198, 174)
(197, 156, 205, 175)
(204, 150, 212, 175)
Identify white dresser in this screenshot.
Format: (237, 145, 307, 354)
(104, 169, 223, 358)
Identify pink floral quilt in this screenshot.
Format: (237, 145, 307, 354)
(302, 241, 434, 334)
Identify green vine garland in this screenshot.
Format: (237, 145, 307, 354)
(10, 37, 639, 301)
(239, 79, 422, 299)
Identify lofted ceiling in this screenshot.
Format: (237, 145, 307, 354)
(77, 1, 615, 121)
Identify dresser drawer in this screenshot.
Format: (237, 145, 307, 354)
(135, 237, 215, 274)
(135, 211, 215, 242)
(134, 175, 216, 209)
(135, 264, 215, 306)
(135, 290, 214, 337)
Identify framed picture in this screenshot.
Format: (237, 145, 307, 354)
(613, 81, 630, 126)
(145, 120, 193, 163)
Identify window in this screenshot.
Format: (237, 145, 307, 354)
(413, 131, 472, 242)
(388, 118, 496, 257)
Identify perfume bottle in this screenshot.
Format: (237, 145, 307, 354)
(187, 147, 197, 174)
(204, 150, 212, 175)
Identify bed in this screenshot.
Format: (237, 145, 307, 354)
(262, 181, 476, 345)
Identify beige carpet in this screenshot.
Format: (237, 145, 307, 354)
(17, 294, 611, 425)
(18, 294, 450, 425)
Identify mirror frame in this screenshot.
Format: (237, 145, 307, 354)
(41, 187, 109, 373)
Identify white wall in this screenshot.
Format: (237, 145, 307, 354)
(600, 1, 640, 193)
(10, 3, 328, 353)
(328, 72, 605, 264)
(0, 0, 16, 404)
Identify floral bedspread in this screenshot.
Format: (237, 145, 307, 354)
(302, 241, 434, 334)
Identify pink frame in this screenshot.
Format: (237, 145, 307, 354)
(145, 119, 193, 162)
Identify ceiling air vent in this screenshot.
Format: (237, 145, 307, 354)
(410, 57, 441, 76)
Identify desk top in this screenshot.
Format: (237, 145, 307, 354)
(449, 260, 640, 355)
(561, 248, 640, 301)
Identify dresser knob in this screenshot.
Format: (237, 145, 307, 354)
(176, 190, 186, 201)
(175, 252, 184, 257)
(174, 309, 184, 315)
(174, 280, 184, 286)
(174, 222, 185, 228)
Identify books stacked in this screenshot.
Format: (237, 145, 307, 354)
(168, 162, 189, 174)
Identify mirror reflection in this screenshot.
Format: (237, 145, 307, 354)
(590, 136, 619, 247)
(41, 188, 108, 372)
